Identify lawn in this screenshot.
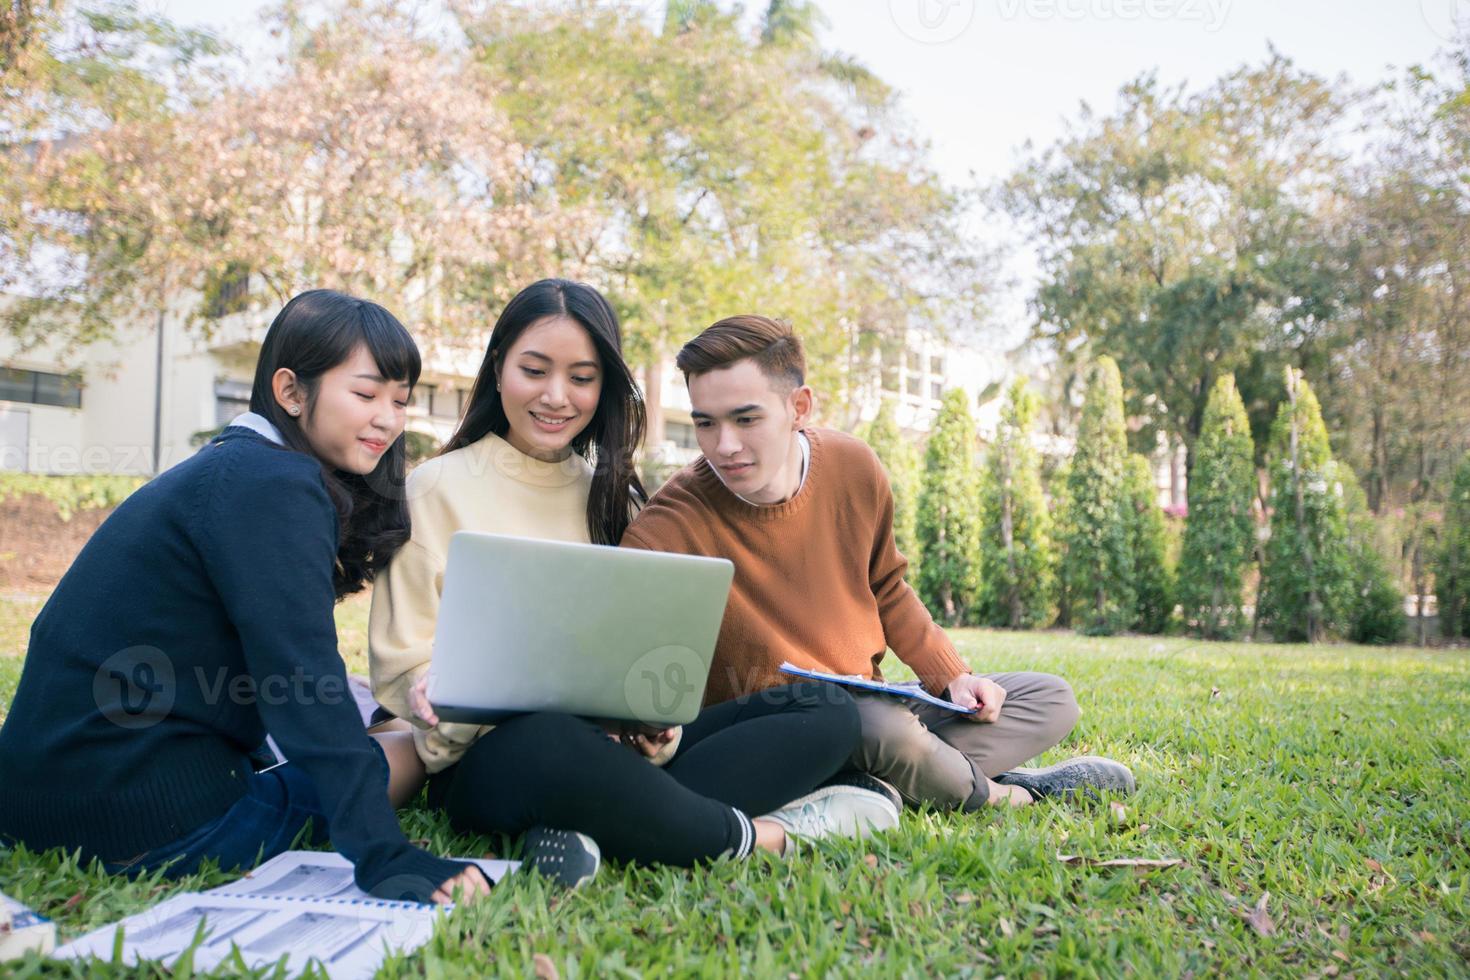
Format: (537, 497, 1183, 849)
(1, 593, 1467, 977)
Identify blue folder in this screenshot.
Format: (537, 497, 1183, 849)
(778, 662, 975, 714)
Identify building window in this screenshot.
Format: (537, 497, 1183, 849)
(0, 367, 82, 409)
(930, 354, 945, 376)
(905, 350, 921, 374)
(905, 374, 922, 397)
(665, 420, 699, 450)
(930, 380, 943, 401)
(428, 384, 462, 419)
(214, 378, 252, 426)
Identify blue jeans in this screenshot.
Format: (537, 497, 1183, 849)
(102, 740, 387, 878)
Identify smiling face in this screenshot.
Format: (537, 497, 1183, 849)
(687, 358, 814, 505)
(283, 343, 410, 475)
(496, 315, 603, 461)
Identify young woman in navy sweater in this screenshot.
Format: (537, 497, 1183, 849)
(0, 290, 488, 903)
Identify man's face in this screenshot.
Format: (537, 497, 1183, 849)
(686, 358, 813, 505)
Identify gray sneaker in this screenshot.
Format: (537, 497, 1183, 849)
(520, 827, 600, 888)
(761, 785, 901, 845)
(993, 756, 1136, 801)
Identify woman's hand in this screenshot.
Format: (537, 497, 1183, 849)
(431, 864, 491, 905)
(409, 673, 438, 727)
(620, 724, 680, 759)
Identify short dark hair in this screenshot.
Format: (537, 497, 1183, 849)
(676, 314, 805, 391)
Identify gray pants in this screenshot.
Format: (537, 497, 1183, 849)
(850, 672, 1080, 811)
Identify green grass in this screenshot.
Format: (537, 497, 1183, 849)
(1, 597, 1467, 977)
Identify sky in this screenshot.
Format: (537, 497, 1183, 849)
(154, 0, 1455, 339)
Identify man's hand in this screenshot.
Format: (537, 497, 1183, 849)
(947, 674, 1006, 723)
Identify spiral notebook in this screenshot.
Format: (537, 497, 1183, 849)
(53, 850, 518, 979)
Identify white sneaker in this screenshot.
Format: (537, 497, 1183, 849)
(760, 785, 900, 848)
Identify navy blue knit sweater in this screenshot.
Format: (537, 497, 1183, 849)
(0, 428, 465, 899)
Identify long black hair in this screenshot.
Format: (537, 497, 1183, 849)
(442, 278, 646, 545)
(248, 289, 422, 598)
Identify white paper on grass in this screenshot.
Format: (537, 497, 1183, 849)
(53, 850, 520, 978)
(55, 893, 436, 980)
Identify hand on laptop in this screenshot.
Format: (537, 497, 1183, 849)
(409, 673, 439, 727)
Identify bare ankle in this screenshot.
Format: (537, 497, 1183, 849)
(985, 779, 1032, 808)
(753, 817, 789, 856)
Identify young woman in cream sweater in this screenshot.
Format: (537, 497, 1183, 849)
(369, 279, 899, 869)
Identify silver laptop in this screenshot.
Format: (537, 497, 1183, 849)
(427, 532, 734, 726)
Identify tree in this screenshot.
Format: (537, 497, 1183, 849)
(1124, 453, 1173, 633)
(976, 379, 1055, 628)
(1062, 357, 1134, 634)
(1000, 55, 1349, 472)
(1, 0, 224, 350)
(861, 399, 922, 584)
(1257, 368, 1353, 642)
(5, 0, 988, 390)
(1438, 453, 1470, 641)
(1049, 459, 1074, 630)
(917, 388, 981, 626)
(460, 0, 986, 411)
(1339, 466, 1406, 645)
(1177, 374, 1257, 639)
(4, 4, 560, 351)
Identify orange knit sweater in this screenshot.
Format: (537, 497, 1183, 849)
(621, 427, 971, 706)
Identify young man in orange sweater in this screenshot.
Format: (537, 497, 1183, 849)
(622, 315, 1134, 811)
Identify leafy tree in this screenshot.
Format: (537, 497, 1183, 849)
(1124, 454, 1173, 634)
(976, 379, 1055, 628)
(4, 0, 988, 401)
(917, 388, 981, 626)
(1, 0, 224, 350)
(1062, 357, 1134, 634)
(1325, 65, 1470, 518)
(1178, 375, 1257, 638)
(1000, 55, 1348, 471)
(1048, 460, 1074, 630)
(861, 399, 922, 584)
(1258, 369, 1353, 642)
(1338, 467, 1405, 645)
(4, 4, 549, 350)
(464, 1, 986, 408)
(1438, 453, 1470, 640)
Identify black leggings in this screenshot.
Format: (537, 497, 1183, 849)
(428, 681, 859, 866)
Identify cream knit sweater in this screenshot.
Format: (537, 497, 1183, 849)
(368, 432, 594, 772)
